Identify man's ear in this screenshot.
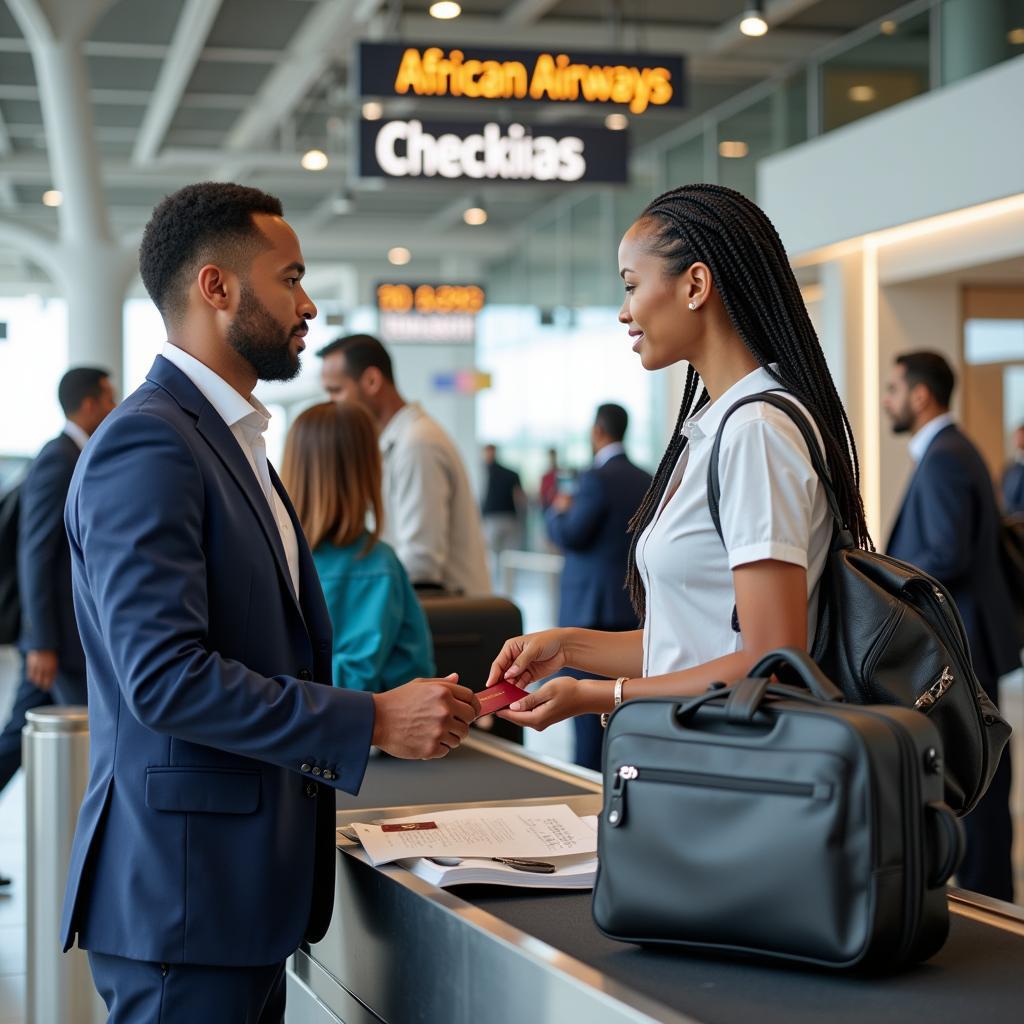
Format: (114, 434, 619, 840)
(360, 367, 384, 396)
(195, 264, 234, 312)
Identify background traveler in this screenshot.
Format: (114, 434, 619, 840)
(539, 447, 560, 510)
(1002, 424, 1024, 515)
(281, 400, 435, 692)
(544, 403, 651, 769)
(319, 334, 490, 596)
(481, 443, 526, 586)
(884, 350, 1018, 901)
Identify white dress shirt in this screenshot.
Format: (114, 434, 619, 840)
(635, 365, 832, 678)
(161, 343, 300, 597)
(908, 412, 955, 463)
(379, 402, 491, 595)
(63, 421, 90, 451)
(592, 441, 625, 470)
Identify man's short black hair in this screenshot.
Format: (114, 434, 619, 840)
(317, 334, 394, 383)
(138, 182, 283, 325)
(595, 403, 628, 442)
(896, 351, 955, 409)
(58, 367, 109, 416)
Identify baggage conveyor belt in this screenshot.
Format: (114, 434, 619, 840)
(287, 735, 1023, 1024)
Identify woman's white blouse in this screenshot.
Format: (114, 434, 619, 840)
(636, 365, 832, 678)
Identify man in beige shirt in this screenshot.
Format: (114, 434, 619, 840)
(319, 334, 490, 596)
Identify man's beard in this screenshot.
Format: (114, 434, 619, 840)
(227, 284, 303, 382)
(889, 402, 914, 434)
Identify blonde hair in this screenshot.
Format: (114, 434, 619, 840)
(281, 401, 383, 553)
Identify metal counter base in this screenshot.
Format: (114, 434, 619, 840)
(289, 736, 1024, 1024)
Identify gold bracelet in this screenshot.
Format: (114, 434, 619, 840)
(600, 677, 628, 729)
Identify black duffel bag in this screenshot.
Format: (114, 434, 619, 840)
(707, 391, 1012, 816)
(593, 649, 964, 970)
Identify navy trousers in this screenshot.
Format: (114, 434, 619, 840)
(89, 952, 286, 1024)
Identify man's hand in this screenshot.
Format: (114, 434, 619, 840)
(371, 675, 481, 759)
(25, 650, 58, 691)
(552, 493, 573, 513)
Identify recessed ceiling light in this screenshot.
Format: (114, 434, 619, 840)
(739, 3, 768, 38)
(388, 246, 411, 266)
(429, 1, 461, 19)
(848, 84, 877, 103)
(604, 113, 629, 131)
(301, 149, 329, 171)
(718, 140, 749, 159)
(1009, 27, 1024, 45)
(362, 101, 384, 121)
(463, 206, 488, 226)
(41, 189, 62, 207)
(880, 20, 898, 35)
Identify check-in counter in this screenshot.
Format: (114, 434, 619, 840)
(287, 736, 1024, 1024)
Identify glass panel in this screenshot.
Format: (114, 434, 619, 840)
(717, 96, 773, 200)
(526, 217, 560, 310)
(941, 0, 1022, 86)
(569, 193, 611, 309)
(612, 162, 661, 243)
(665, 135, 703, 190)
(965, 318, 1024, 364)
(820, 12, 930, 133)
(773, 72, 809, 150)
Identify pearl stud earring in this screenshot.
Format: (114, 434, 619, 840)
(688, 301, 697, 310)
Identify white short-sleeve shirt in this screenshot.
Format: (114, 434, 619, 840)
(635, 365, 832, 678)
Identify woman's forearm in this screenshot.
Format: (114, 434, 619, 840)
(563, 628, 644, 679)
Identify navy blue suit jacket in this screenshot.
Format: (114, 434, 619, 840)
(887, 424, 1020, 681)
(61, 356, 375, 966)
(546, 452, 652, 630)
(17, 432, 84, 674)
(1002, 460, 1024, 515)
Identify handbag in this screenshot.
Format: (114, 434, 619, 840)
(593, 648, 964, 969)
(706, 392, 1011, 816)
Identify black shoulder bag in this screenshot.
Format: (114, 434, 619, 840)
(706, 391, 1011, 816)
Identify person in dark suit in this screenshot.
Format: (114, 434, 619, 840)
(481, 443, 525, 584)
(1001, 425, 1024, 514)
(545, 404, 652, 769)
(63, 183, 479, 1023)
(0, 367, 116, 800)
(884, 351, 1018, 902)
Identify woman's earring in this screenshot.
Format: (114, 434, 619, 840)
(688, 301, 697, 311)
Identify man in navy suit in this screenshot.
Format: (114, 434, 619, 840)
(1001, 424, 1024, 514)
(0, 368, 115, 887)
(546, 404, 652, 769)
(884, 351, 1018, 902)
(63, 183, 479, 1022)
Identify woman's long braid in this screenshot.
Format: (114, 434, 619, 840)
(625, 184, 871, 621)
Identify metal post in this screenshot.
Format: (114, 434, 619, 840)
(23, 706, 105, 1024)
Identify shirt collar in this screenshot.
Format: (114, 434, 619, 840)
(681, 364, 781, 442)
(592, 441, 625, 469)
(63, 421, 90, 451)
(161, 342, 269, 435)
(379, 402, 420, 453)
(908, 412, 954, 463)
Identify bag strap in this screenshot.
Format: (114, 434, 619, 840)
(706, 391, 850, 546)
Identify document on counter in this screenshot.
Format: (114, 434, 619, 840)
(343, 803, 598, 867)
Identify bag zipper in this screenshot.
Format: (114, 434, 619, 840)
(914, 666, 954, 711)
(606, 765, 827, 828)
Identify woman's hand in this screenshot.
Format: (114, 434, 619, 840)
(497, 676, 609, 731)
(486, 628, 574, 689)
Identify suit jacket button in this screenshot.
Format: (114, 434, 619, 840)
(322, 770, 335, 781)
(305, 782, 317, 798)
(297, 668, 313, 681)
(300, 763, 311, 773)
(311, 766, 321, 776)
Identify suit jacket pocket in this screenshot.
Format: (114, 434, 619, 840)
(145, 767, 261, 814)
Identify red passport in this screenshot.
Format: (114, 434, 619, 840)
(476, 681, 530, 718)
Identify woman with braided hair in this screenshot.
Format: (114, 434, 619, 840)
(486, 183, 870, 730)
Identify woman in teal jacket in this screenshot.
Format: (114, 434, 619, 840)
(282, 401, 435, 691)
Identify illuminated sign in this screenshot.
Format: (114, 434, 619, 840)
(360, 119, 627, 184)
(376, 283, 485, 345)
(358, 43, 685, 115)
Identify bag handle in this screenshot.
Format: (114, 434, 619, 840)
(748, 647, 844, 703)
(706, 391, 852, 547)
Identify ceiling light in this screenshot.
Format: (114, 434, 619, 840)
(718, 140, 749, 159)
(880, 20, 898, 35)
(301, 148, 329, 171)
(41, 189, 62, 207)
(429, 1, 461, 18)
(463, 206, 488, 226)
(604, 113, 629, 131)
(362, 101, 384, 121)
(1009, 27, 1024, 45)
(848, 84, 877, 103)
(388, 246, 411, 266)
(739, 3, 768, 38)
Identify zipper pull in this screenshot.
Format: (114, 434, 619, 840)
(607, 765, 636, 828)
